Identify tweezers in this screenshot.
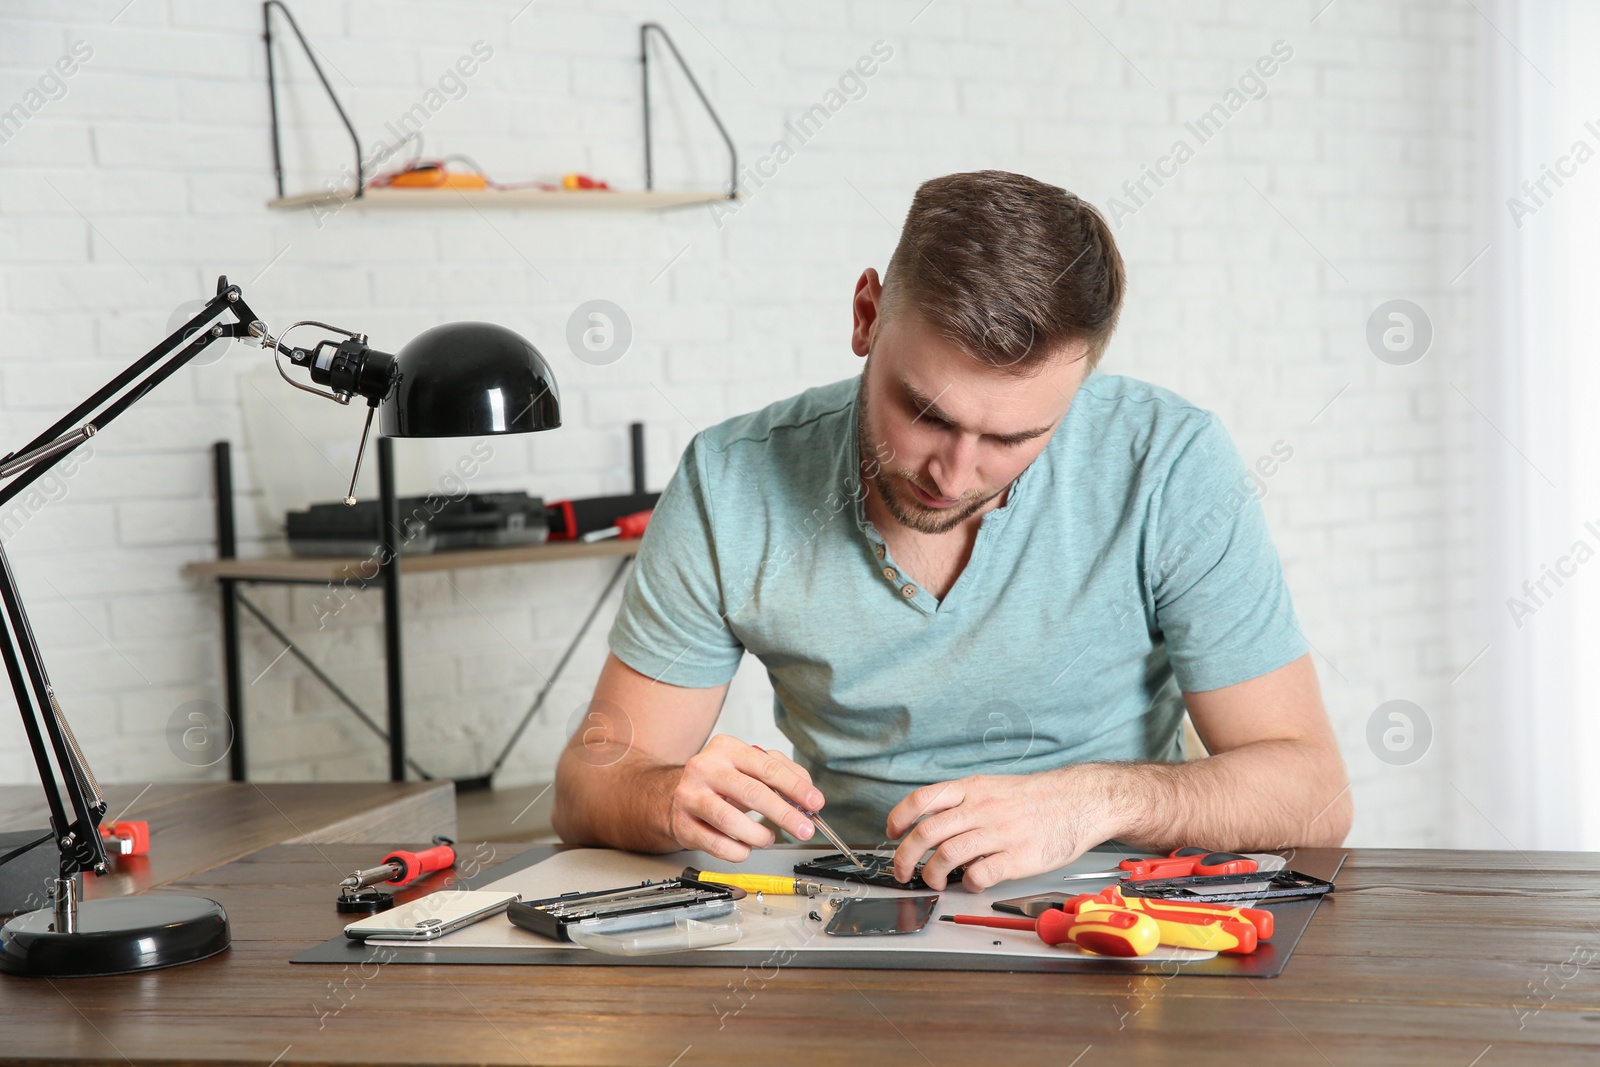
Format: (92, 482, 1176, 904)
(749, 744, 870, 871)
(799, 807, 869, 871)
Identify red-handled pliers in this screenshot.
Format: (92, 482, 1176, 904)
(1062, 845, 1259, 882)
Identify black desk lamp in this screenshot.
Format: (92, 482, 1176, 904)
(0, 277, 560, 978)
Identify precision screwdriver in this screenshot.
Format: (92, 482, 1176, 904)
(682, 866, 846, 897)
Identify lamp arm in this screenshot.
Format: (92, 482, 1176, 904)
(0, 277, 268, 885)
(0, 273, 401, 894)
(5, 282, 254, 470)
(0, 542, 105, 880)
(0, 281, 263, 511)
(0, 427, 96, 480)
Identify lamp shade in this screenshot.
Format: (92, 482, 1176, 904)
(379, 321, 561, 438)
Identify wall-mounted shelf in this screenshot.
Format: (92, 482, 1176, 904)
(266, 187, 734, 212)
(263, 3, 738, 212)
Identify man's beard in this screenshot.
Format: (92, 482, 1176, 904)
(856, 377, 1005, 535)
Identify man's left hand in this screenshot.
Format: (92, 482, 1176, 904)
(886, 768, 1111, 892)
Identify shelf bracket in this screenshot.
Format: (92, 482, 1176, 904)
(640, 22, 739, 199)
(263, 0, 365, 202)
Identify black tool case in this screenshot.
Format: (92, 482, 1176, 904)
(285, 491, 548, 556)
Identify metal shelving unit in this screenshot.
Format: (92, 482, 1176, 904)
(184, 426, 648, 788)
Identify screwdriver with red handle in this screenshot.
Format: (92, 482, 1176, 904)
(962, 889, 1265, 956)
(941, 907, 1161, 957)
(339, 836, 457, 891)
(1064, 884, 1275, 941)
(579, 509, 653, 544)
(1073, 898, 1258, 954)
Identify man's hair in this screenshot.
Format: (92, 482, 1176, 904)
(880, 170, 1126, 373)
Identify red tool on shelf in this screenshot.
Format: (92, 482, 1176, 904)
(98, 820, 149, 857)
(561, 172, 611, 190)
(579, 508, 653, 544)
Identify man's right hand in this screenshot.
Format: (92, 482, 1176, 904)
(664, 735, 824, 862)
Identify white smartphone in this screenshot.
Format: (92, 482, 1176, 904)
(344, 890, 521, 941)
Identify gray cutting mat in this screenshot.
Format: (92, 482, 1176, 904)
(292, 844, 1342, 976)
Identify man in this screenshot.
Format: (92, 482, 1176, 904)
(551, 170, 1351, 893)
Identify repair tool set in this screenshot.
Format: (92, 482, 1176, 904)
(337, 837, 1333, 960)
(946, 883, 1280, 957)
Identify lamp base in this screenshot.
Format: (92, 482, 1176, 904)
(0, 894, 230, 977)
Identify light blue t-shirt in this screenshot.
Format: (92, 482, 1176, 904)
(608, 370, 1307, 844)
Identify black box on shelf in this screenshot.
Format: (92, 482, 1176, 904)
(286, 492, 549, 557)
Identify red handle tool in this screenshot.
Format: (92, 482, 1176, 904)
(340, 837, 457, 891)
(1061, 845, 1261, 883)
(98, 820, 149, 857)
(579, 509, 653, 543)
(1118, 847, 1258, 881)
(379, 841, 456, 886)
(942, 907, 1160, 957)
(1074, 899, 1258, 954)
(1065, 884, 1274, 941)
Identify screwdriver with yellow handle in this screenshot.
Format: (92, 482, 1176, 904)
(1073, 899, 1258, 954)
(952, 897, 1256, 956)
(682, 865, 846, 897)
(1066, 885, 1275, 941)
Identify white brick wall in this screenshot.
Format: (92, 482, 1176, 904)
(0, 0, 1480, 847)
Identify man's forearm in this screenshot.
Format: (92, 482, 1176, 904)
(1083, 739, 1352, 853)
(551, 747, 683, 853)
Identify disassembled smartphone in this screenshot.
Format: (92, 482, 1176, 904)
(343, 889, 520, 941)
(1122, 869, 1335, 904)
(507, 875, 746, 943)
(793, 852, 966, 891)
(822, 893, 941, 936)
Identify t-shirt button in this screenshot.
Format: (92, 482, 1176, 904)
(882, 567, 898, 582)
(875, 544, 886, 560)
(901, 583, 917, 598)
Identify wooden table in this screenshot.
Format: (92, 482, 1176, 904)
(5, 805, 1600, 1065)
(0, 781, 455, 898)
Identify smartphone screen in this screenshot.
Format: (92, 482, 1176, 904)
(823, 894, 940, 936)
